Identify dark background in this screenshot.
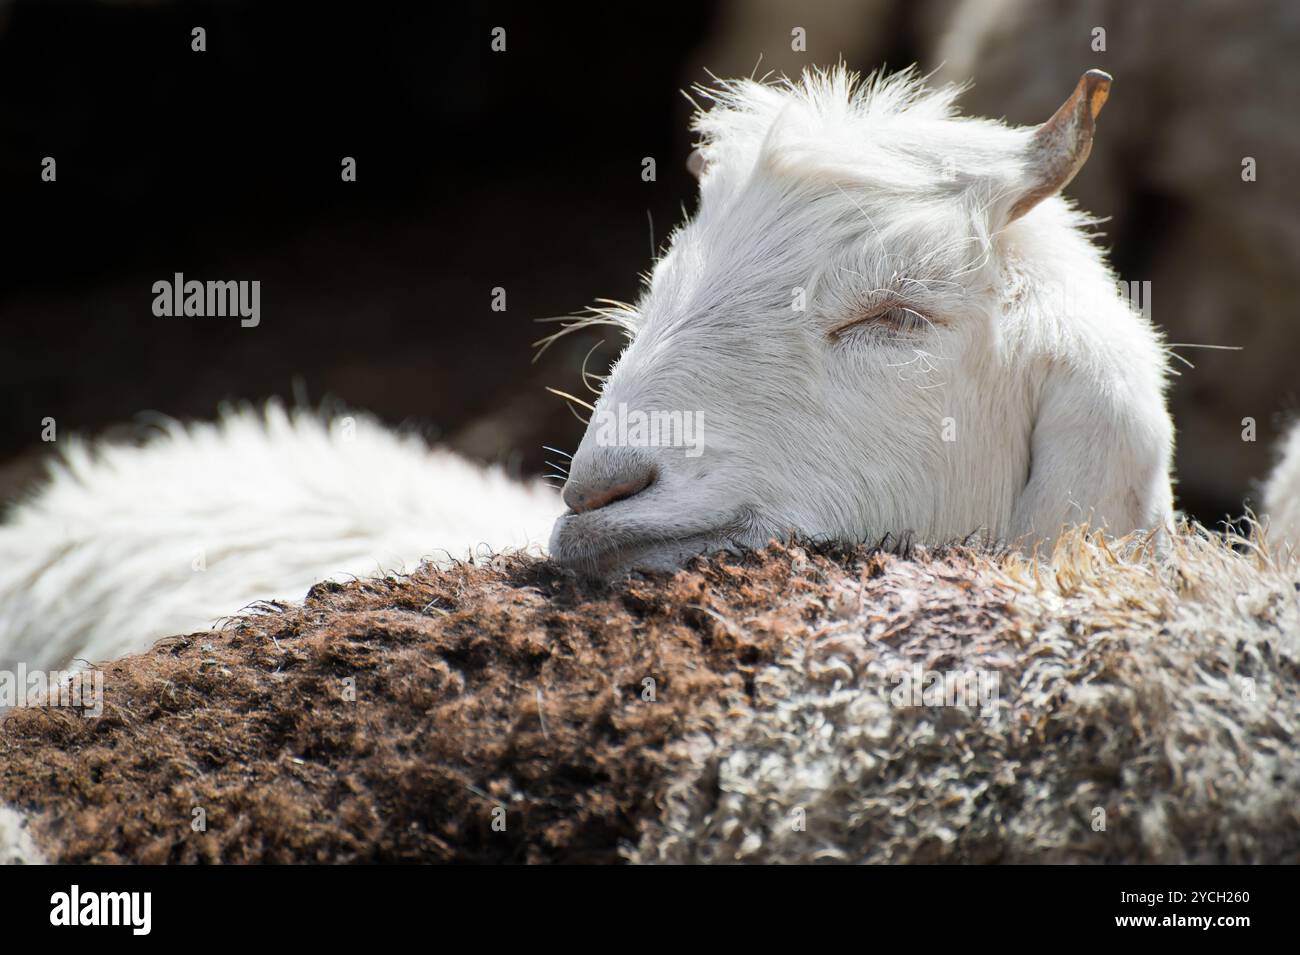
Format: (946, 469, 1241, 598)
(2, 0, 1296, 522)
(0, 1, 733, 483)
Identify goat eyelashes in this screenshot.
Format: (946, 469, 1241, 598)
(828, 300, 937, 343)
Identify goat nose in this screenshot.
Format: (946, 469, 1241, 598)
(563, 454, 656, 514)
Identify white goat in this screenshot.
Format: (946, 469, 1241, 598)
(550, 67, 1174, 573)
(1, 67, 1178, 671)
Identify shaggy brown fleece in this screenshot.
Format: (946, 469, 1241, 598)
(2, 529, 1298, 864)
(0, 547, 820, 863)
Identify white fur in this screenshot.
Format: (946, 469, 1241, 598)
(551, 68, 1174, 573)
(0, 404, 561, 671)
(1265, 421, 1300, 554)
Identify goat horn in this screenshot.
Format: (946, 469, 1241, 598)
(686, 148, 707, 179)
(1008, 69, 1111, 222)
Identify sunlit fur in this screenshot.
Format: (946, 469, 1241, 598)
(0, 404, 560, 672)
(551, 67, 1175, 575)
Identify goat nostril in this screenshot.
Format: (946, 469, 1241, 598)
(567, 467, 656, 514)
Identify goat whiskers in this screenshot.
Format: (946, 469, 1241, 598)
(546, 387, 595, 425)
(532, 299, 640, 362)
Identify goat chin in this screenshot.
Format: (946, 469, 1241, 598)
(549, 512, 732, 579)
(0, 402, 562, 674)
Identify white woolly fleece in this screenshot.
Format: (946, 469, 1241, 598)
(0, 404, 562, 672)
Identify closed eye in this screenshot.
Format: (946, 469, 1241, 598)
(827, 303, 939, 342)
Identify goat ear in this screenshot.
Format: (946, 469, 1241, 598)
(1009, 359, 1172, 549)
(1006, 70, 1111, 223)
